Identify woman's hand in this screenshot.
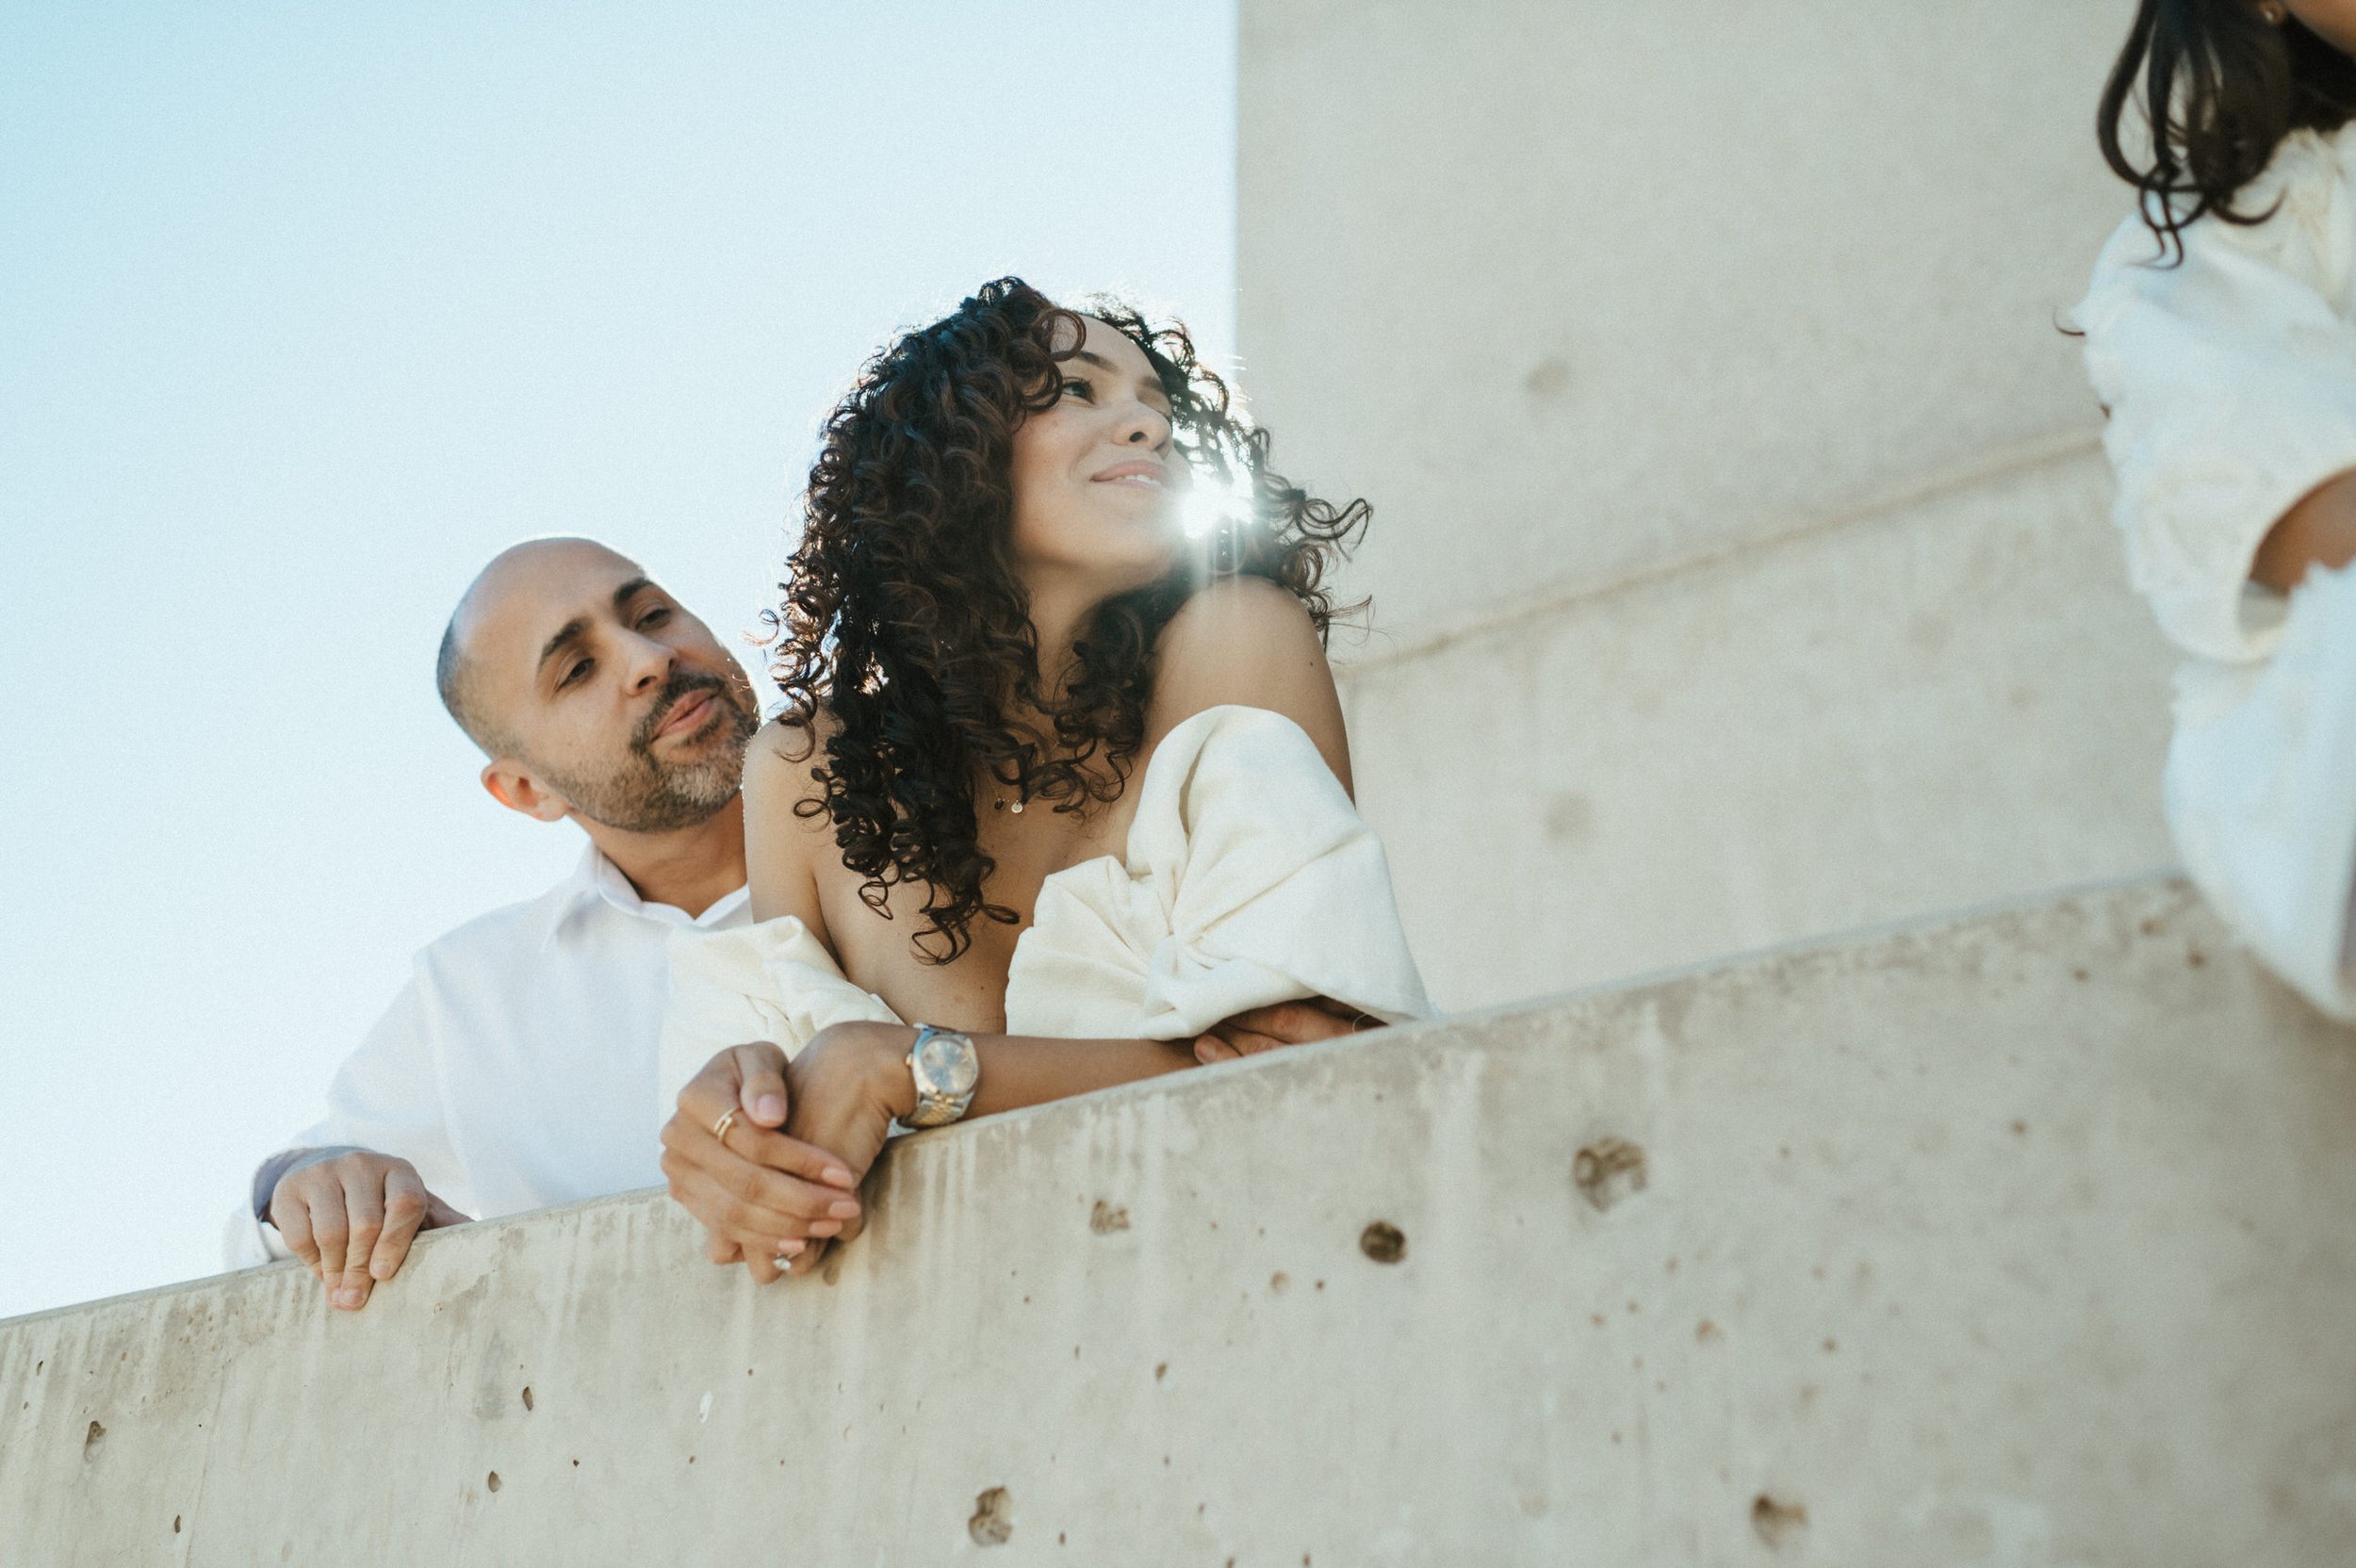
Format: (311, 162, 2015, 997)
(1193, 996, 1381, 1064)
(774, 1021, 920, 1278)
(661, 1042, 867, 1285)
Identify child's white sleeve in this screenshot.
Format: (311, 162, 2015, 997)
(2079, 156, 2356, 665)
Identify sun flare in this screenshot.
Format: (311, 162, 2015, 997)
(1181, 468, 1255, 540)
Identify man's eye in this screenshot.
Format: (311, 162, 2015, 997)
(558, 659, 593, 689)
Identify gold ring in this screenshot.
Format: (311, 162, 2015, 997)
(712, 1109, 738, 1141)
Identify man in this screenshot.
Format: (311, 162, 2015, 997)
(234, 535, 1357, 1311)
(226, 537, 762, 1307)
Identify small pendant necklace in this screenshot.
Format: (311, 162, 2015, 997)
(991, 794, 1026, 815)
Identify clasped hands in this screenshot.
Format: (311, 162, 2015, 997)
(659, 998, 1375, 1284)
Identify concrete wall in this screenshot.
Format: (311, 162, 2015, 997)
(1343, 446, 2178, 1009)
(1239, 0, 2167, 1004)
(8, 879, 2355, 1564)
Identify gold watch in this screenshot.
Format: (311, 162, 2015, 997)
(904, 1024, 980, 1128)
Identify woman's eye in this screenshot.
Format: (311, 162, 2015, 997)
(640, 608, 671, 628)
(1061, 378, 1093, 400)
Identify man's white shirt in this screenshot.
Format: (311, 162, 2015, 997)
(223, 843, 750, 1268)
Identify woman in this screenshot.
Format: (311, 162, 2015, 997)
(2077, 0, 2356, 1020)
(656, 279, 1432, 1280)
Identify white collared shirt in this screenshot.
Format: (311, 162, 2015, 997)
(222, 843, 750, 1268)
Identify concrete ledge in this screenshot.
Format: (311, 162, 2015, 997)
(6, 880, 2353, 1563)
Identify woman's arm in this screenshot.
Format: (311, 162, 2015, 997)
(2253, 467, 2356, 594)
(670, 1022, 1197, 1278)
(742, 715, 838, 929)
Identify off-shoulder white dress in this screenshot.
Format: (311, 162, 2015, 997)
(655, 705, 1434, 1123)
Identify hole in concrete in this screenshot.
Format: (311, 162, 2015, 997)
(970, 1486, 1014, 1545)
(486, 1472, 501, 1494)
(172, 1516, 181, 1534)
(1154, 1363, 1168, 1381)
(1088, 1200, 1130, 1234)
(82, 1420, 105, 1459)
(1752, 1494, 1808, 1546)
(1269, 1271, 1289, 1293)
(520, 1387, 533, 1412)
(1359, 1221, 1407, 1264)
(1573, 1137, 1648, 1211)
(1523, 356, 1572, 402)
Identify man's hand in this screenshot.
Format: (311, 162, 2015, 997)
(1193, 996, 1381, 1065)
(661, 1042, 865, 1286)
(269, 1152, 467, 1311)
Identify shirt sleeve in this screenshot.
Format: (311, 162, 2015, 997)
(221, 965, 472, 1270)
(1021, 706, 1436, 1040)
(655, 920, 904, 1134)
(2079, 136, 2356, 664)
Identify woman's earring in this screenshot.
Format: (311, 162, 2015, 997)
(2260, 1, 2289, 24)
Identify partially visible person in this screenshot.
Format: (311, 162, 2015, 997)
(224, 537, 766, 1307)
(2079, 0, 2356, 1019)
(656, 280, 1434, 1284)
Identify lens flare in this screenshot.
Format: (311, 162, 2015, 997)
(1182, 468, 1255, 540)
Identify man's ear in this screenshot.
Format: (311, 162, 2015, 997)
(482, 760, 571, 824)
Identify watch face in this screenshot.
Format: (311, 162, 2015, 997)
(916, 1030, 979, 1095)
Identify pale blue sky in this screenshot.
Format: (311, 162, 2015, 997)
(0, 2, 1236, 1320)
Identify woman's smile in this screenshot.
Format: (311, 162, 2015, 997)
(1092, 457, 1170, 490)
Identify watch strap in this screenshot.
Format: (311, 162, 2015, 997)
(904, 1024, 979, 1128)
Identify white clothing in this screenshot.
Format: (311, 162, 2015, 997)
(657, 704, 1434, 1120)
(223, 844, 751, 1268)
(2164, 563, 2356, 1016)
(2078, 123, 2356, 1019)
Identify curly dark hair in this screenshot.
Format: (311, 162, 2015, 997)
(768, 277, 1369, 964)
(2099, 0, 2356, 263)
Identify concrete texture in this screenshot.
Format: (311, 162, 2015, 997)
(1238, 0, 2130, 637)
(1338, 445, 2181, 1010)
(8, 879, 2354, 1565)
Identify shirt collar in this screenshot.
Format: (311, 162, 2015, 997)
(539, 841, 749, 950)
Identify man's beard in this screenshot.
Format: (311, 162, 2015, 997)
(541, 669, 760, 834)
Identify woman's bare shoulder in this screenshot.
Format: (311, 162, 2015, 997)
(1150, 576, 1350, 789)
(743, 710, 837, 827)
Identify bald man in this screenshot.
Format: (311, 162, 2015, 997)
(224, 539, 762, 1308)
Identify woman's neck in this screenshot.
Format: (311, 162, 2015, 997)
(1017, 569, 1109, 707)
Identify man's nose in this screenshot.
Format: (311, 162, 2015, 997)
(618, 628, 674, 692)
